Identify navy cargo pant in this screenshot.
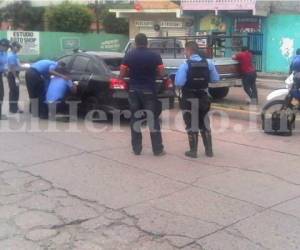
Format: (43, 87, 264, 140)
(180, 89, 211, 133)
(0, 73, 3, 117)
(128, 89, 164, 155)
(7, 72, 20, 113)
(25, 68, 48, 118)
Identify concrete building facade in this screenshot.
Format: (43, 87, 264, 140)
(110, 1, 300, 73)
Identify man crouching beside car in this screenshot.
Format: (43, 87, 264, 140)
(45, 67, 77, 121)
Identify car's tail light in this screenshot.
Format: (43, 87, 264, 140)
(109, 78, 128, 90)
(163, 78, 174, 89)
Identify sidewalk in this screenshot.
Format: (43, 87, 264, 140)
(256, 74, 286, 90)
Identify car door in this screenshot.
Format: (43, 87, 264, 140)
(69, 55, 92, 81)
(57, 54, 74, 71)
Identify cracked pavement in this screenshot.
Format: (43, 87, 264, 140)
(1, 85, 300, 249)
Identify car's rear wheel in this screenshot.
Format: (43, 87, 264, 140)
(208, 87, 229, 99)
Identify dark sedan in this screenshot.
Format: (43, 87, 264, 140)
(57, 51, 175, 115)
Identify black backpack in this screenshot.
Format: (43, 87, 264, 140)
(184, 59, 210, 90)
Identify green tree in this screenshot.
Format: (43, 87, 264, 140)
(101, 10, 129, 35)
(0, 1, 45, 30)
(86, 3, 129, 34)
(45, 2, 93, 33)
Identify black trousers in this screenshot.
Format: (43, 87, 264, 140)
(0, 73, 3, 117)
(25, 68, 48, 117)
(129, 89, 164, 154)
(180, 90, 211, 133)
(7, 72, 20, 113)
(242, 72, 258, 100)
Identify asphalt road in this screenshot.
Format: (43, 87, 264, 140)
(0, 83, 300, 249)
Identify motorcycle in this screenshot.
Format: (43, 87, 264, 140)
(261, 72, 300, 135)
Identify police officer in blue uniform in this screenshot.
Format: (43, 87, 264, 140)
(7, 41, 23, 113)
(25, 60, 69, 118)
(0, 39, 10, 119)
(119, 33, 165, 156)
(175, 41, 219, 158)
(290, 48, 300, 74)
(46, 65, 77, 120)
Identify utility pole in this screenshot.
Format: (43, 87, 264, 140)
(95, 0, 100, 34)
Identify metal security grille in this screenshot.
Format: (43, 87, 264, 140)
(248, 33, 263, 72)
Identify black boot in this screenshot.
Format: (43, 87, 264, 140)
(185, 132, 198, 158)
(201, 131, 213, 157)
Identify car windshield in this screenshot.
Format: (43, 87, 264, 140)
(102, 58, 123, 71)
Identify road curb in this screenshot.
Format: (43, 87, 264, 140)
(211, 104, 261, 122)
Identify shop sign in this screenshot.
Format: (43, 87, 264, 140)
(7, 31, 40, 55)
(135, 21, 154, 27)
(61, 37, 80, 51)
(136, 20, 184, 29)
(234, 17, 261, 33)
(160, 21, 183, 28)
(100, 39, 121, 51)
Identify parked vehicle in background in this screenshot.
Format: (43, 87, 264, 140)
(57, 51, 174, 115)
(124, 36, 242, 99)
(261, 72, 299, 135)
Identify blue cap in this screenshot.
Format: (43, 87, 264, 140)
(0, 39, 10, 47)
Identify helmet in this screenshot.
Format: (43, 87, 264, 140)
(0, 39, 10, 48)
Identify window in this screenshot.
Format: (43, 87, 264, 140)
(72, 56, 90, 72)
(148, 40, 185, 59)
(86, 61, 94, 73)
(103, 58, 122, 71)
(57, 55, 73, 67)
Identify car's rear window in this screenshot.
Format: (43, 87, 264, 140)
(149, 40, 185, 59)
(126, 40, 185, 59)
(103, 58, 123, 71)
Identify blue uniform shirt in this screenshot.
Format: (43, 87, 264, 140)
(31, 60, 58, 79)
(7, 52, 21, 72)
(291, 89, 300, 99)
(0, 51, 8, 73)
(290, 55, 300, 73)
(175, 54, 220, 87)
(46, 77, 73, 103)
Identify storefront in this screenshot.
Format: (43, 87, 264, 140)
(110, 1, 192, 38)
(130, 16, 189, 38)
